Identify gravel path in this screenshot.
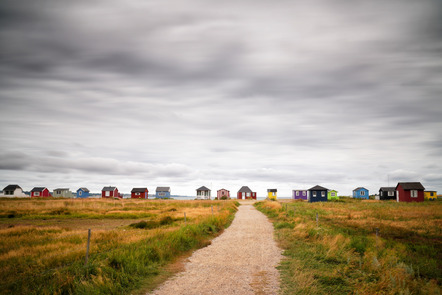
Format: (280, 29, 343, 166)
(149, 204, 282, 295)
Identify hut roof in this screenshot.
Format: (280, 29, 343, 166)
(308, 185, 328, 191)
(3, 184, 22, 191)
(102, 186, 117, 191)
(396, 182, 425, 190)
(156, 187, 170, 192)
(197, 186, 210, 191)
(238, 186, 252, 193)
(131, 188, 147, 193)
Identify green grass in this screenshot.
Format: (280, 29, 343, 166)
(0, 199, 238, 294)
(256, 200, 441, 295)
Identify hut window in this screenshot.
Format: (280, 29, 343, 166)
(360, 190, 365, 196)
(313, 192, 317, 197)
(296, 191, 299, 196)
(79, 191, 82, 196)
(388, 191, 394, 196)
(34, 192, 40, 196)
(411, 190, 418, 198)
(321, 191, 325, 197)
(246, 192, 251, 197)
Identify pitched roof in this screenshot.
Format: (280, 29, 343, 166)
(217, 188, 229, 192)
(156, 187, 170, 192)
(353, 187, 368, 191)
(379, 187, 395, 192)
(102, 186, 116, 191)
(131, 187, 148, 193)
(78, 187, 89, 192)
(54, 188, 69, 191)
(396, 182, 425, 190)
(308, 185, 328, 191)
(267, 189, 277, 192)
(31, 187, 47, 192)
(238, 186, 252, 193)
(196, 186, 210, 191)
(3, 184, 22, 191)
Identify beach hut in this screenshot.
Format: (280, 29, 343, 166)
(31, 187, 51, 198)
(327, 190, 339, 200)
(267, 189, 277, 200)
(292, 190, 308, 200)
(217, 189, 230, 200)
(53, 188, 72, 198)
(196, 186, 211, 200)
(396, 182, 425, 202)
(424, 191, 437, 201)
(307, 185, 328, 203)
(102, 186, 120, 198)
(76, 188, 90, 198)
(379, 187, 396, 200)
(155, 187, 171, 199)
(353, 187, 369, 199)
(131, 188, 148, 199)
(237, 186, 256, 200)
(1, 185, 28, 197)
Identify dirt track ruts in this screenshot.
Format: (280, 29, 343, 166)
(149, 203, 282, 295)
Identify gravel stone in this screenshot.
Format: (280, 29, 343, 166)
(149, 204, 282, 295)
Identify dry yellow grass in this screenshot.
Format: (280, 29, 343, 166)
(0, 198, 238, 295)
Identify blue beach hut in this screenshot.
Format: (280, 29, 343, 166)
(76, 187, 90, 198)
(353, 187, 369, 199)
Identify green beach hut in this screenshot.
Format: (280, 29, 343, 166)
(328, 190, 339, 200)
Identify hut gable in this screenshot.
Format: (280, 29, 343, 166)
(217, 189, 230, 200)
(102, 186, 120, 198)
(307, 185, 328, 202)
(267, 189, 277, 200)
(155, 187, 171, 199)
(131, 188, 148, 199)
(196, 186, 211, 200)
(396, 182, 425, 202)
(76, 187, 90, 198)
(379, 187, 396, 200)
(293, 189, 308, 200)
(2, 185, 27, 197)
(31, 187, 51, 197)
(53, 188, 72, 198)
(328, 190, 339, 200)
(237, 186, 256, 200)
(353, 187, 369, 199)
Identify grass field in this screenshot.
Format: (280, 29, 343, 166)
(255, 199, 441, 295)
(0, 198, 239, 295)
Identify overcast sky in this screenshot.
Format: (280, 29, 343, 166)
(1, 0, 441, 197)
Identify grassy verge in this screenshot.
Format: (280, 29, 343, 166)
(0, 199, 239, 294)
(255, 200, 441, 295)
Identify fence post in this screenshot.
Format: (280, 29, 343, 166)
(85, 229, 91, 266)
(211, 205, 214, 216)
(184, 212, 187, 225)
(316, 213, 319, 227)
(376, 228, 379, 237)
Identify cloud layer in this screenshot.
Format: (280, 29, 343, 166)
(1, 0, 441, 196)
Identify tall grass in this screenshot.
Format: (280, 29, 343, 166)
(256, 200, 441, 295)
(0, 199, 238, 294)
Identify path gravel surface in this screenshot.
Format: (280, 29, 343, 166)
(149, 204, 282, 295)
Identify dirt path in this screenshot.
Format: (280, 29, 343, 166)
(149, 204, 282, 295)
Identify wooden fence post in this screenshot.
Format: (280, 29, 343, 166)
(184, 212, 187, 225)
(211, 205, 214, 216)
(316, 213, 319, 227)
(85, 229, 91, 266)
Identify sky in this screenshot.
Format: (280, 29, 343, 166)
(1, 0, 441, 197)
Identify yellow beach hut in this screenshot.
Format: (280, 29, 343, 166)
(424, 191, 437, 201)
(267, 189, 277, 200)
